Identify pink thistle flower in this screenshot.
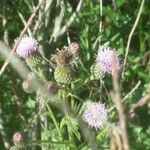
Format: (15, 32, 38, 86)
(68, 42, 80, 55)
(13, 132, 22, 143)
(96, 47, 120, 74)
(83, 102, 107, 129)
(15, 35, 38, 58)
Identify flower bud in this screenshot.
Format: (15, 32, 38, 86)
(54, 64, 73, 85)
(25, 52, 43, 69)
(13, 132, 23, 148)
(45, 81, 57, 94)
(22, 80, 33, 93)
(90, 63, 104, 80)
(68, 42, 80, 55)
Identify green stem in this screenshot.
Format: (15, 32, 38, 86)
(59, 88, 76, 149)
(45, 102, 62, 139)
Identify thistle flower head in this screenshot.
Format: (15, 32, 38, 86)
(15, 35, 38, 58)
(13, 132, 22, 143)
(83, 102, 107, 129)
(96, 47, 120, 74)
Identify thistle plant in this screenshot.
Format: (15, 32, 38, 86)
(0, 1, 148, 150)
(54, 46, 76, 85)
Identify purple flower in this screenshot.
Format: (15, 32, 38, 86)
(15, 35, 38, 58)
(83, 102, 107, 129)
(96, 47, 120, 74)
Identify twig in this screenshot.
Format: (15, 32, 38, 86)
(59, 0, 83, 37)
(112, 0, 117, 10)
(97, 0, 103, 50)
(67, 31, 71, 45)
(50, 0, 65, 42)
(108, 81, 141, 112)
(33, 0, 54, 35)
(44, 0, 54, 28)
(111, 51, 129, 150)
(0, 0, 44, 76)
(42, 55, 55, 69)
(18, 11, 32, 36)
(99, 0, 103, 34)
(129, 93, 150, 112)
(0, 14, 5, 19)
(122, 0, 145, 77)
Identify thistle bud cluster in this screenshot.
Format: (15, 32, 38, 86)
(54, 42, 80, 85)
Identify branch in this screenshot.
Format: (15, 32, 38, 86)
(129, 93, 150, 113)
(111, 51, 129, 150)
(50, 0, 65, 42)
(59, 0, 83, 37)
(122, 0, 145, 77)
(18, 11, 32, 36)
(108, 81, 141, 112)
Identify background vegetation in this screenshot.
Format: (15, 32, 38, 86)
(0, 0, 150, 149)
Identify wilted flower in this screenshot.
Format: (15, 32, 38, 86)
(55, 49, 72, 65)
(96, 47, 120, 74)
(83, 102, 107, 129)
(15, 35, 38, 58)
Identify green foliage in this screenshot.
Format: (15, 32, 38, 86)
(0, 0, 150, 150)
